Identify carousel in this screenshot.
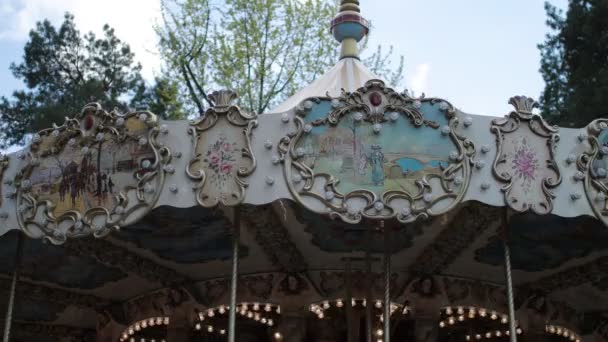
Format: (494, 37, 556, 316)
(2, 1, 608, 341)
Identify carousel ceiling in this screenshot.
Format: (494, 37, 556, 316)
(1, 201, 607, 339)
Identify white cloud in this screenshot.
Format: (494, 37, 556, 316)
(406, 62, 430, 96)
(0, 0, 163, 81)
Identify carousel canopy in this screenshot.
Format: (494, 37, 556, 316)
(1, 0, 608, 341)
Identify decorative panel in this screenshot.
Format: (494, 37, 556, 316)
(13, 103, 171, 244)
(491, 96, 561, 214)
(187, 90, 258, 207)
(578, 119, 608, 225)
(278, 79, 475, 223)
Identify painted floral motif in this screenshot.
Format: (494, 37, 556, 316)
(511, 137, 539, 193)
(203, 134, 237, 188)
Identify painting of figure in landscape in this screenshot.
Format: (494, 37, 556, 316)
(593, 128, 608, 186)
(297, 101, 455, 195)
(28, 120, 156, 217)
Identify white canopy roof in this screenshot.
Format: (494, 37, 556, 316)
(269, 57, 379, 113)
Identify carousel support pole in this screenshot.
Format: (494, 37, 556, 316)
(382, 221, 391, 342)
(3, 232, 24, 342)
(502, 210, 517, 342)
(345, 258, 354, 342)
(228, 207, 241, 342)
(364, 225, 373, 342)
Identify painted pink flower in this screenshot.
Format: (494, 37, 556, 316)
(221, 163, 233, 174)
(513, 149, 537, 179)
(209, 153, 220, 165)
(511, 140, 539, 193)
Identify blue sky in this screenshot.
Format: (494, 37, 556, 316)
(0, 0, 568, 117)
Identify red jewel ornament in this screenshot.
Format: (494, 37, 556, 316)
(369, 92, 382, 107)
(83, 115, 94, 130)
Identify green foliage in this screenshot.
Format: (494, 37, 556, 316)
(539, 0, 608, 127)
(132, 76, 186, 120)
(0, 13, 146, 148)
(157, 0, 404, 115)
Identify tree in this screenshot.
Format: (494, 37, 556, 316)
(539, 0, 608, 127)
(156, 0, 404, 115)
(131, 76, 186, 120)
(0, 13, 145, 148)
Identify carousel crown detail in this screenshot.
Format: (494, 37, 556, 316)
(331, 0, 369, 59)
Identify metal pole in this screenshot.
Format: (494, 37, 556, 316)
(345, 258, 354, 342)
(502, 212, 517, 342)
(228, 207, 240, 342)
(364, 227, 373, 342)
(382, 221, 390, 342)
(3, 232, 24, 342)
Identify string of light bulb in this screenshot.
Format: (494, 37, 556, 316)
(194, 302, 282, 339)
(439, 306, 516, 327)
(309, 297, 409, 320)
(545, 324, 581, 342)
(119, 316, 170, 342)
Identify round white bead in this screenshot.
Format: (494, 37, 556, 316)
(374, 201, 384, 212)
(449, 151, 459, 161)
(303, 100, 314, 110)
(373, 123, 382, 134)
(463, 116, 473, 127)
(441, 126, 451, 135)
(281, 113, 290, 123)
(265, 176, 275, 185)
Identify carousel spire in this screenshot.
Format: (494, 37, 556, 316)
(331, 0, 370, 60)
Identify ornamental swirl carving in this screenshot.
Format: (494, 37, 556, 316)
(491, 96, 561, 214)
(0, 153, 7, 207)
(13, 103, 171, 244)
(278, 79, 475, 223)
(578, 119, 608, 225)
(187, 90, 258, 207)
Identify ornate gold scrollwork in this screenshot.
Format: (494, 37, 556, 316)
(491, 96, 561, 214)
(187, 90, 258, 207)
(13, 103, 171, 244)
(0, 153, 7, 207)
(578, 119, 608, 224)
(279, 79, 475, 223)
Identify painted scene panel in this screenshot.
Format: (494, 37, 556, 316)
(28, 119, 155, 217)
(297, 100, 454, 195)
